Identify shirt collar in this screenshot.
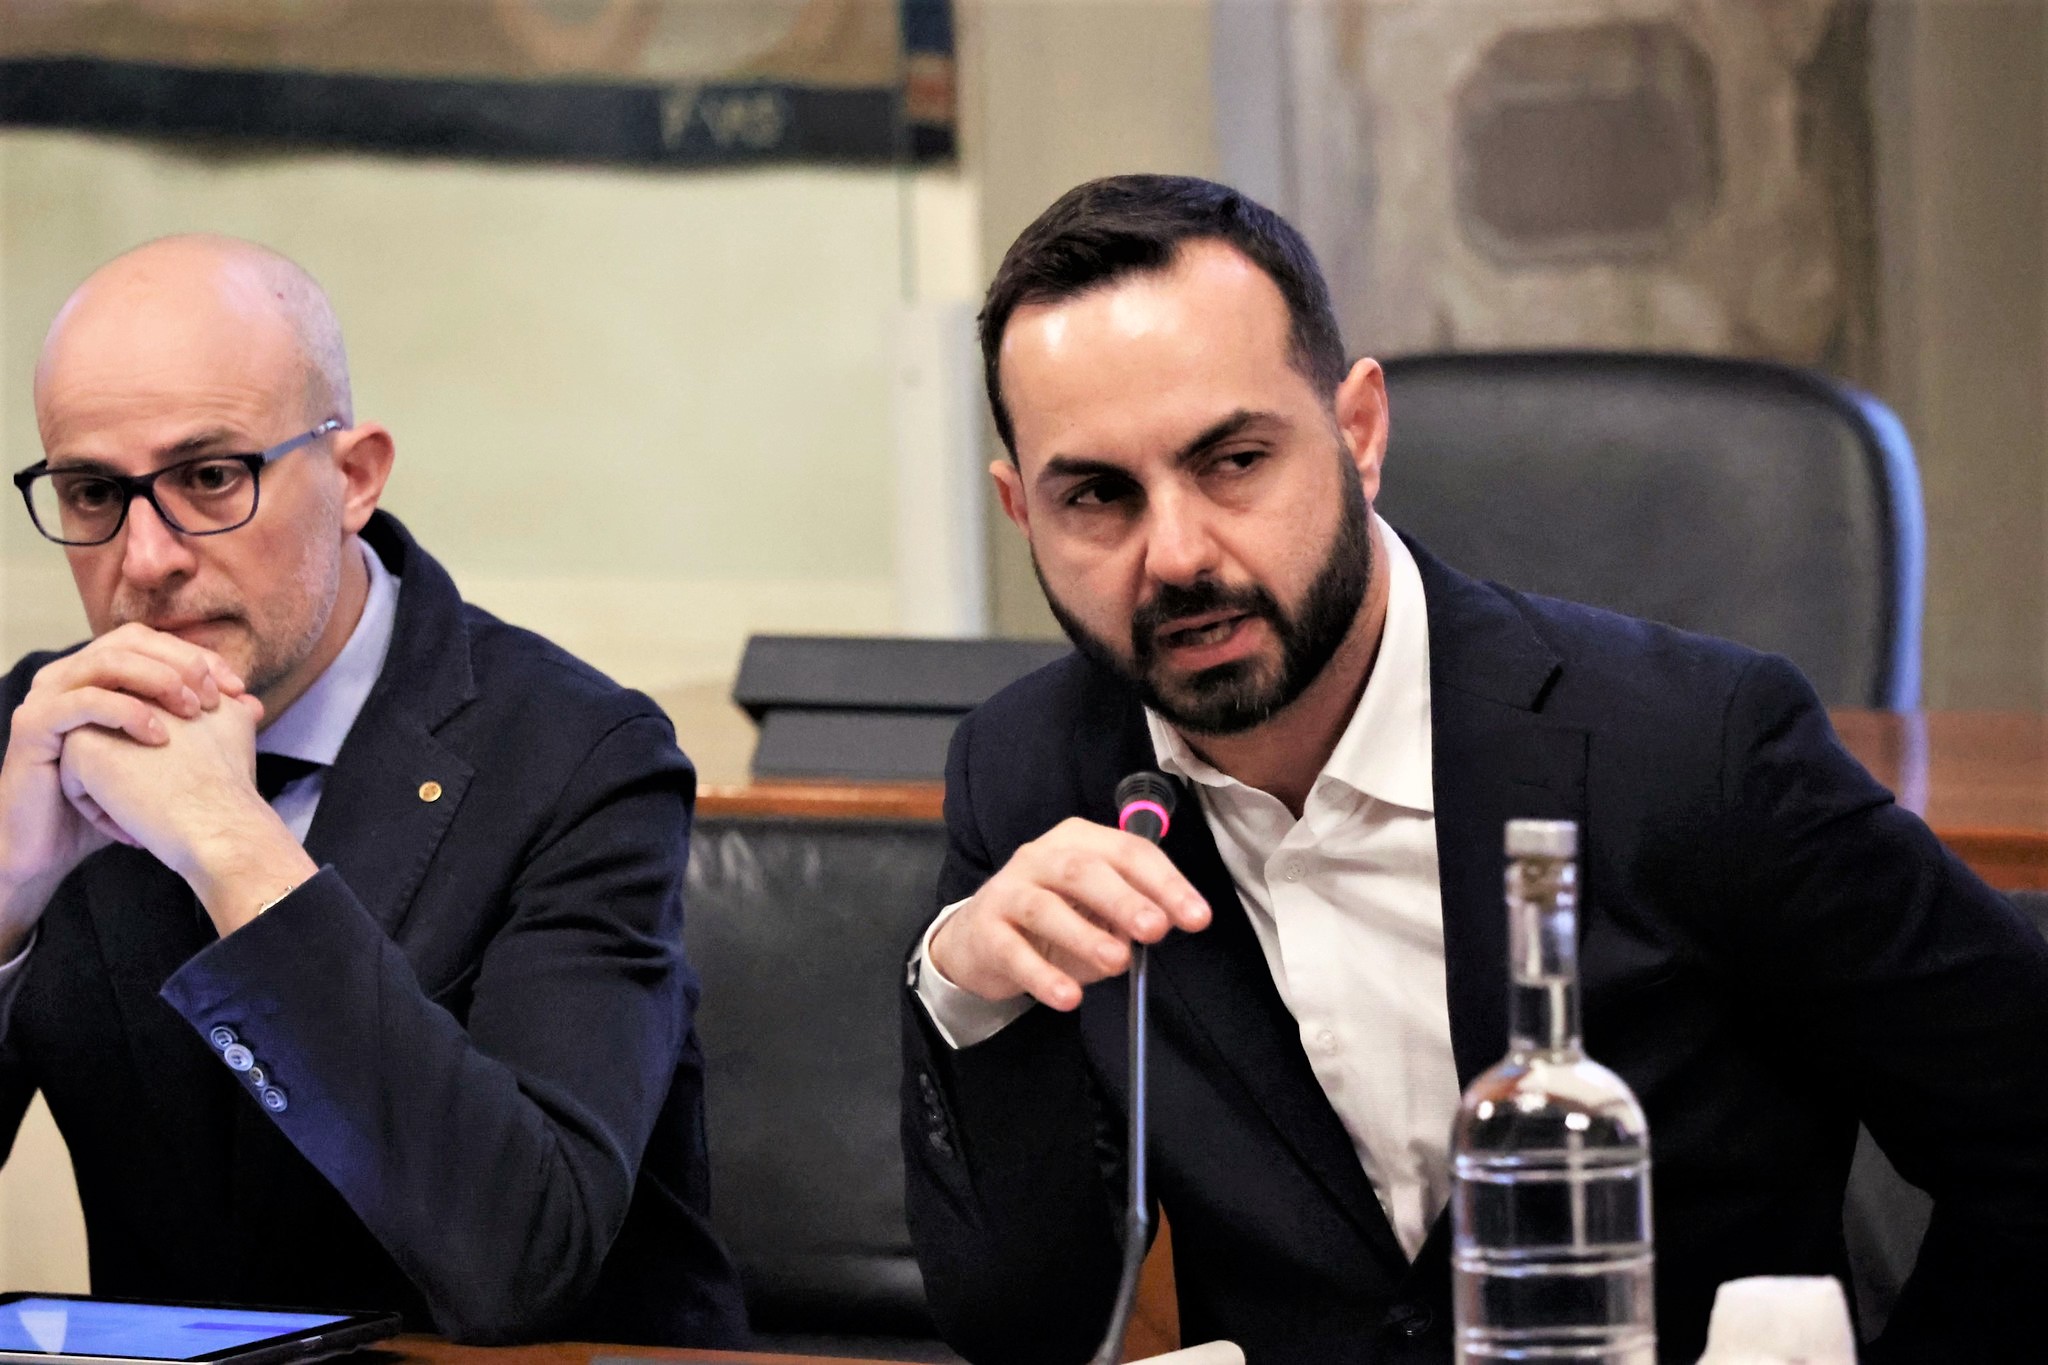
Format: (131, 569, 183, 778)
(257, 537, 401, 766)
(1145, 514, 1434, 813)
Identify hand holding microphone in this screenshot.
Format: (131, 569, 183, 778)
(927, 774, 1209, 1011)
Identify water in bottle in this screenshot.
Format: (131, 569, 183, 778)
(1451, 819, 1655, 1364)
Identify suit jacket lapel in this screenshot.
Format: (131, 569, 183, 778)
(302, 513, 478, 935)
(1406, 537, 1590, 1290)
(1081, 689, 1411, 1273)
(1412, 538, 1590, 1088)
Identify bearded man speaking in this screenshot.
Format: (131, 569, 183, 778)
(898, 176, 2048, 1365)
(0, 236, 746, 1346)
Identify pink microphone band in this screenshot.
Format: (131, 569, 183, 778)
(1118, 799, 1172, 836)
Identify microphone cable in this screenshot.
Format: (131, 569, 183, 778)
(1090, 770, 1179, 1365)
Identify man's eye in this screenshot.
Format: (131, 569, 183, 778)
(177, 460, 247, 497)
(1065, 479, 1132, 508)
(56, 477, 118, 511)
(1210, 448, 1265, 475)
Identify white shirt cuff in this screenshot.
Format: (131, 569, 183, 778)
(0, 926, 37, 1038)
(913, 896, 1032, 1050)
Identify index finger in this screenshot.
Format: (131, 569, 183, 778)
(85, 623, 244, 695)
(1086, 823, 1210, 932)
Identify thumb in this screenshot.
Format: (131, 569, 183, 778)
(235, 694, 266, 725)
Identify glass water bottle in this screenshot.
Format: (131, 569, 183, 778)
(1450, 819, 1655, 1364)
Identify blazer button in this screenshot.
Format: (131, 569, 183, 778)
(260, 1086, 290, 1114)
(926, 1129, 953, 1158)
(209, 1026, 238, 1051)
(1384, 1304, 1433, 1338)
(245, 1065, 267, 1088)
(222, 1044, 255, 1073)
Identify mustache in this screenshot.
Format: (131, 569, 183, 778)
(1131, 578, 1283, 664)
(108, 588, 242, 631)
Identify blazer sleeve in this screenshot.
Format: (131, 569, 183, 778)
(157, 711, 695, 1344)
(1716, 654, 2048, 1359)
(0, 655, 48, 1166)
(901, 709, 1129, 1365)
(0, 937, 32, 1165)
(0, 1018, 32, 1170)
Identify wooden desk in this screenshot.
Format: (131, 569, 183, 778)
(373, 1338, 913, 1365)
(1832, 710, 2048, 890)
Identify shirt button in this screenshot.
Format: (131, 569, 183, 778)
(222, 1044, 255, 1073)
(1386, 1304, 1433, 1337)
(1316, 1030, 1338, 1055)
(1284, 862, 1303, 882)
(209, 1026, 238, 1051)
(260, 1087, 289, 1114)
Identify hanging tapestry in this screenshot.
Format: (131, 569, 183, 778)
(0, 0, 955, 167)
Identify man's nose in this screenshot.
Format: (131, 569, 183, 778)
(1141, 487, 1222, 587)
(117, 495, 198, 589)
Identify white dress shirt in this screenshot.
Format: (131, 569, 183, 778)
(914, 518, 1462, 1259)
(0, 538, 399, 1021)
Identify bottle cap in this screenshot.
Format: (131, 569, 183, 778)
(1695, 1276, 1855, 1365)
(1505, 819, 1577, 859)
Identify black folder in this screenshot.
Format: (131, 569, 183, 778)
(733, 636, 1071, 781)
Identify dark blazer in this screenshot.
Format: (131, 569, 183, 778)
(0, 511, 748, 1347)
(901, 537, 2048, 1365)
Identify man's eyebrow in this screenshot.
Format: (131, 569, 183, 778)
(46, 429, 244, 475)
(1035, 410, 1287, 492)
(1037, 454, 1132, 489)
(1170, 409, 1279, 468)
(158, 428, 244, 460)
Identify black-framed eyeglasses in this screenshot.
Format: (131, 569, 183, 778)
(12, 420, 343, 547)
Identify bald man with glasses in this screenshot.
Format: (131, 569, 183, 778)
(0, 236, 747, 1347)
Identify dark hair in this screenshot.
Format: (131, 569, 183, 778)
(978, 173, 1348, 458)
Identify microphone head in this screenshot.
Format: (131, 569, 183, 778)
(1115, 770, 1179, 836)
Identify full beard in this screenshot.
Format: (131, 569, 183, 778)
(1040, 461, 1374, 737)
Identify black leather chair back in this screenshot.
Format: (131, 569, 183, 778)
(685, 816, 960, 1359)
(1378, 352, 1924, 709)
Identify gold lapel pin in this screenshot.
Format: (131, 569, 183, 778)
(418, 780, 443, 803)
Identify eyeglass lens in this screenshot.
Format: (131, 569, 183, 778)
(30, 459, 259, 544)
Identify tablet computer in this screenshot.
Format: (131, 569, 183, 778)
(0, 1295, 401, 1365)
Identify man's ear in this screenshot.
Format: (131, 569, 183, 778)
(333, 424, 395, 535)
(991, 457, 1031, 537)
(1333, 357, 1389, 505)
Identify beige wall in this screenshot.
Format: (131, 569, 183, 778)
(0, 130, 986, 688)
(0, 1099, 86, 1292)
(1872, 3, 2048, 710)
(965, 0, 1219, 638)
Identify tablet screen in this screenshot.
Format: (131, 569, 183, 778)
(0, 1300, 348, 1361)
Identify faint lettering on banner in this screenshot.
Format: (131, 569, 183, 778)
(0, 0, 955, 166)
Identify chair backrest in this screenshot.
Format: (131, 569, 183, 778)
(684, 815, 949, 1342)
(1377, 352, 1924, 709)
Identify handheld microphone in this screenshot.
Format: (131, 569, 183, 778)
(1091, 772, 1180, 1365)
(1116, 770, 1176, 844)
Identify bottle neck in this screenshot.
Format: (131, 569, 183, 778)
(1506, 854, 1582, 1058)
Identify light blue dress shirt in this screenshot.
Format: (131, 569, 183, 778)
(0, 538, 400, 1008)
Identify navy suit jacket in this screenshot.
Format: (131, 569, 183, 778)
(901, 536, 2048, 1365)
(0, 511, 748, 1347)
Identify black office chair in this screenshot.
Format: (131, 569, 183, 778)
(1378, 352, 1925, 709)
(684, 815, 965, 1363)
